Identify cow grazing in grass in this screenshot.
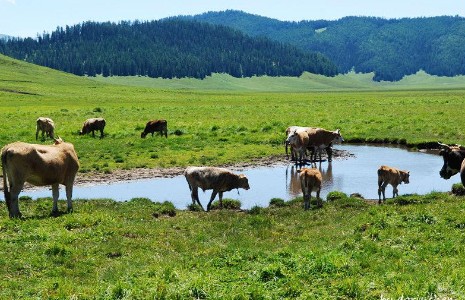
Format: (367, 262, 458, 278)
(299, 167, 322, 210)
(438, 142, 465, 186)
(307, 128, 344, 162)
(80, 118, 106, 138)
(36, 117, 55, 140)
(286, 129, 309, 165)
(184, 166, 250, 211)
(141, 119, 168, 138)
(377, 165, 410, 203)
(1, 138, 79, 218)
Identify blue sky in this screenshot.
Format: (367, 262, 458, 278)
(1, 0, 464, 37)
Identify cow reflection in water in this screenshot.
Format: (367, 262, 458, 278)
(286, 162, 333, 198)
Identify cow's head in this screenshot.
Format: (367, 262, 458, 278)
(286, 130, 298, 145)
(331, 129, 344, 144)
(238, 174, 250, 190)
(438, 143, 465, 179)
(141, 131, 147, 138)
(400, 170, 410, 184)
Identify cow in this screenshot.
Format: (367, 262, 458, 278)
(307, 128, 344, 162)
(184, 166, 250, 211)
(286, 129, 309, 165)
(285, 126, 317, 161)
(79, 118, 106, 138)
(141, 119, 168, 138)
(1, 138, 79, 218)
(299, 167, 322, 210)
(438, 142, 465, 185)
(35, 117, 55, 140)
(377, 165, 410, 203)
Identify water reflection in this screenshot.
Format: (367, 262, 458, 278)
(1, 145, 461, 209)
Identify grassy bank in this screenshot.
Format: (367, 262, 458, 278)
(2, 55, 465, 174)
(1, 193, 465, 298)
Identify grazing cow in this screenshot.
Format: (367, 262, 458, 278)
(438, 142, 465, 185)
(286, 129, 309, 165)
(184, 166, 250, 211)
(299, 167, 322, 210)
(377, 165, 410, 203)
(36, 117, 55, 140)
(141, 119, 168, 138)
(79, 118, 106, 138)
(307, 128, 344, 162)
(1, 138, 79, 218)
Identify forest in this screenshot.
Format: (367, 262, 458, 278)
(0, 19, 337, 79)
(189, 11, 465, 81)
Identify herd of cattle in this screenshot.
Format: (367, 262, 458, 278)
(1, 117, 465, 218)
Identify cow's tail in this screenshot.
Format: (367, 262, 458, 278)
(1, 149, 11, 211)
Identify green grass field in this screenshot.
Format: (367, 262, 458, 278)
(2, 54, 465, 298)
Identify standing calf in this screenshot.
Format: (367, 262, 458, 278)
(184, 166, 250, 211)
(299, 167, 322, 210)
(141, 120, 168, 138)
(79, 118, 106, 138)
(377, 165, 410, 203)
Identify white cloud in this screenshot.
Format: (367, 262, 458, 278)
(6, 0, 16, 4)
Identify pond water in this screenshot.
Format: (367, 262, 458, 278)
(2, 145, 460, 209)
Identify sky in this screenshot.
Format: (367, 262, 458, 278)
(1, 0, 464, 38)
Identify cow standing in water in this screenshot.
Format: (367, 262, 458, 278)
(80, 118, 106, 138)
(184, 166, 250, 211)
(438, 142, 465, 185)
(377, 165, 410, 203)
(1, 138, 79, 218)
(141, 120, 168, 138)
(36, 117, 55, 140)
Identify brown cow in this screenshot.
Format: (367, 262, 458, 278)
(286, 129, 309, 165)
(307, 128, 344, 162)
(79, 118, 106, 138)
(36, 117, 55, 140)
(377, 165, 410, 203)
(1, 138, 79, 218)
(285, 126, 318, 160)
(141, 120, 168, 138)
(184, 166, 250, 211)
(299, 167, 322, 210)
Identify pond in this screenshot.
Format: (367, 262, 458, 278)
(1, 145, 460, 209)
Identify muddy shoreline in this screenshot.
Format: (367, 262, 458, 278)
(1, 150, 352, 191)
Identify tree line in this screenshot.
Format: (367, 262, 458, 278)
(191, 11, 465, 81)
(0, 19, 338, 79)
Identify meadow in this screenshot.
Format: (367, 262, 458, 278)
(2, 54, 465, 298)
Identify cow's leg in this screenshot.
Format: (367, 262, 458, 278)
(207, 190, 218, 211)
(65, 183, 74, 213)
(317, 189, 322, 207)
(378, 179, 384, 203)
(218, 192, 224, 209)
(8, 182, 24, 218)
(393, 185, 399, 198)
(326, 145, 333, 162)
(190, 187, 205, 211)
(91, 130, 95, 138)
(380, 183, 388, 203)
(51, 183, 60, 215)
(100, 129, 104, 138)
(35, 128, 39, 140)
(304, 194, 310, 210)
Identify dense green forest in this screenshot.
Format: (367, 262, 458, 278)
(0, 19, 337, 79)
(188, 11, 465, 81)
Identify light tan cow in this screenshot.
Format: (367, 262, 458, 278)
(184, 166, 250, 211)
(377, 165, 410, 203)
(299, 167, 322, 210)
(1, 139, 79, 218)
(36, 117, 55, 140)
(286, 129, 310, 164)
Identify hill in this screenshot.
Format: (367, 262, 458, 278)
(187, 11, 465, 81)
(0, 19, 337, 79)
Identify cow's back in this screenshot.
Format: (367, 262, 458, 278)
(300, 168, 322, 192)
(184, 166, 235, 191)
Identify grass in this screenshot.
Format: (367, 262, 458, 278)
(2, 54, 465, 174)
(1, 193, 465, 298)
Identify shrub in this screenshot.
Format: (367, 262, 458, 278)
(210, 199, 241, 210)
(269, 198, 286, 207)
(187, 203, 204, 212)
(452, 183, 465, 196)
(153, 201, 176, 217)
(326, 191, 349, 201)
(248, 205, 263, 215)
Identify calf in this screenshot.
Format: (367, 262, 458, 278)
(1, 139, 79, 218)
(141, 119, 168, 138)
(299, 167, 322, 210)
(377, 165, 410, 203)
(307, 128, 344, 162)
(184, 166, 250, 211)
(80, 118, 106, 138)
(36, 117, 55, 140)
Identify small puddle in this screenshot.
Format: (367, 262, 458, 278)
(1, 145, 460, 209)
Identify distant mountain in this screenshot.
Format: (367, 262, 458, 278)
(186, 10, 465, 81)
(0, 19, 337, 79)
